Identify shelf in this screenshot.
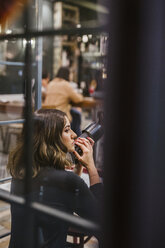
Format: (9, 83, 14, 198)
(82, 52, 106, 57)
(53, 2, 79, 77)
(62, 41, 77, 47)
(62, 17, 77, 23)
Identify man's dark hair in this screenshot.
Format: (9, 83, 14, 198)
(56, 67, 70, 81)
(42, 70, 49, 79)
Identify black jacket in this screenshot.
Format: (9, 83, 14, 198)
(9, 167, 103, 248)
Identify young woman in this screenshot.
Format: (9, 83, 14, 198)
(7, 109, 102, 248)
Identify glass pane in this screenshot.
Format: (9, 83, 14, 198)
(53, 1, 109, 29)
(0, 0, 39, 35)
(0, 34, 41, 119)
(0, 1, 106, 247)
(0, 38, 25, 95)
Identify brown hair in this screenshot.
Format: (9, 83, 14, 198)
(56, 67, 70, 81)
(7, 109, 72, 179)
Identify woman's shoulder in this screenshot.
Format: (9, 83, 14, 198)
(11, 168, 87, 195)
(37, 167, 84, 188)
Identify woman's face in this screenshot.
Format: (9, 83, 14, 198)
(61, 117, 77, 152)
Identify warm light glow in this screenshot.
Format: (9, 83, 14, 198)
(76, 24, 81, 28)
(31, 38, 35, 49)
(23, 39, 27, 47)
(82, 35, 88, 43)
(6, 29, 12, 34)
(23, 38, 35, 48)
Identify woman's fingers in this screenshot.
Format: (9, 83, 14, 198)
(73, 150, 81, 160)
(76, 137, 91, 147)
(73, 150, 87, 168)
(74, 137, 94, 168)
(87, 137, 94, 147)
(75, 140, 84, 149)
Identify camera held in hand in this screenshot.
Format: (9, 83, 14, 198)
(75, 121, 104, 156)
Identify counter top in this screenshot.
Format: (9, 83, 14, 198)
(42, 97, 102, 109)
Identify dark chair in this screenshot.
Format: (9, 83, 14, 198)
(66, 227, 92, 248)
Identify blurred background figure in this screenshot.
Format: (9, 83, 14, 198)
(89, 79, 97, 95)
(44, 67, 83, 136)
(42, 70, 50, 102)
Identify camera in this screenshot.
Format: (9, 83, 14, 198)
(75, 121, 104, 155)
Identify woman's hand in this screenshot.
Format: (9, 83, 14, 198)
(73, 137, 95, 169)
(73, 137, 100, 186)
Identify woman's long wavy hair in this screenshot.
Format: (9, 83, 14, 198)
(7, 109, 72, 179)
